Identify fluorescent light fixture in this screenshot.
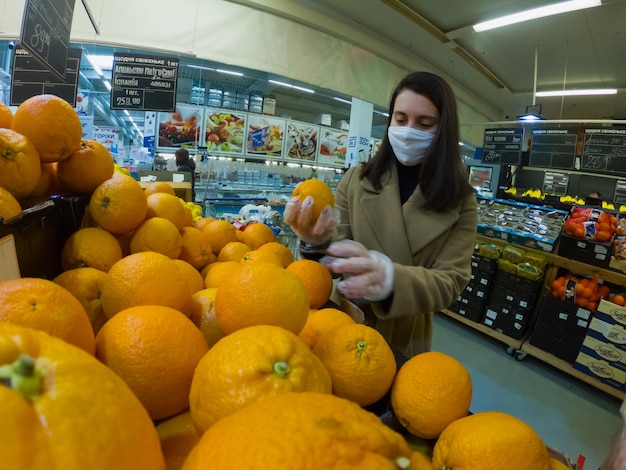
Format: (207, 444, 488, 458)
(536, 88, 617, 97)
(517, 104, 545, 121)
(188, 64, 215, 72)
(216, 68, 243, 77)
(268, 79, 314, 94)
(102, 80, 111, 91)
(473, 0, 602, 32)
(123, 110, 130, 116)
(334, 97, 352, 104)
(86, 54, 105, 77)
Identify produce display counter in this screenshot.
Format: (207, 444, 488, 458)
(443, 233, 626, 401)
(138, 181, 193, 202)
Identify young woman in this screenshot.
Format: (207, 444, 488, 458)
(285, 71, 478, 357)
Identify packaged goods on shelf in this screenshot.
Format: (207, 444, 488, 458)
(476, 196, 568, 253)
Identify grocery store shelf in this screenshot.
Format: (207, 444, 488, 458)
(552, 255, 626, 285)
(439, 309, 524, 350)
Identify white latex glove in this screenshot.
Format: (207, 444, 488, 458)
(321, 239, 394, 302)
(283, 196, 339, 245)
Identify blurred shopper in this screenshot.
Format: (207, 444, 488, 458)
(175, 148, 196, 201)
(285, 71, 477, 357)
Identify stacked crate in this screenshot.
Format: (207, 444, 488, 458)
(449, 252, 498, 322)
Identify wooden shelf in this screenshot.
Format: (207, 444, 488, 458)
(520, 343, 625, 400)
(439, 309, 524, 350)
(475, 234, 557, 264)
(552, 255, 626, 286)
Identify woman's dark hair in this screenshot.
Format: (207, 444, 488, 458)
(361, 71, 474, 212)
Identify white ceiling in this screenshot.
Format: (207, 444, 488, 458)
(291, 0, 626, 121)
(75, 0, 626, 142)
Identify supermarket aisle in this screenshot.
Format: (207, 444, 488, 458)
(432, 312, 622, 470)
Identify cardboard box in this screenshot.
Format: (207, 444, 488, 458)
(530, 321, 588, 364)
(586, 316, 626, 351)
(449, 302, 484, 323)
(508, 230, 559, 253)
(483, 304, 532, 340)
(493, 270, 542, 295)
(573, 350, 626, 390)
(579, 335, 626, 372)
(595, 299, 626, 327)
(557, 232, 613, 268)
(536, 296, 592, 334)
(471, 254, 498, 274)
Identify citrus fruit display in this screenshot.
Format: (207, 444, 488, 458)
(143, 180, 176, 196)
(11, 94, 82, 163)
(56, 139, 115, 194)
(100, 251, 194, 318)
(291, 178, 335, 222)
(189, 325, 332, 433)
(202, 260, 242, 288)
(0, 185, 21, 221)
(0, 322, 166, 470)
(255, 240, 294, 267)
(178, 226, 214, 270)
(391, 351, 472, 439)
(173, 259, 205, 295)
(298, 307, 356, 349)
(145, 192, 188, 230)
(95, 305, 208, 421)
(240, 248, 283, 266)
(129, 217, 183, 259)
(189, 287, 224, 348)
(53, 267, 109, 335)
(30, 161, 63, 198)
(217, 240, 251, 262)
(286, 258, 334, 309)
(88, 173, 148, 235)
(0, 127, 41, 200)
(60, 226, 123, 273)
(202, 219, 239, 255)
(214, 262, 309, 335)
(0, 101, 13, 128)
(156, 411, 199, 470)
(313, 322, 397, 406)
(183, 391, 412, 470)
(431, 411, 552, 470)
(240, 221, 277, 249)
(0, 277, 95, 354)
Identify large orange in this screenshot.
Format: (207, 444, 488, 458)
(202, 219, 239, 255)
(189, 287, 224, 348)
(30, 162, 65, 197)
(100, 251, 194, 318)
(217, 241, 251, 262)
(0, 101, 13, 128)
(0, 185, 21, 221)
(240, 248, 283, 266)
(183, 392, 412, 470)
(178, 226, 214, 270)
(298, 307, 355, 349)
(129, 217, 183, 259)
(96, 305, 208, 421)
(432, 411, 552, 470)
(11, 94, 82, 163)
(291, 178, 334, 222)
(390, 351, 472, 439)
(0, 277, 95, 354)
(60, 226, 123, 273)
(56, 139, 115, 194)
(173, 259, 205, 295)
(145, 192, 187, 230)
(240, 222, 277, 249)
(156, 411, 199, 470)
(214, 262, 309, 335)
(0, 128, 41, 200)
(256, 240, 294, 267)
(53, 267, 109, 335)
(88, 173, 147, 235)
(202, 260, 242, 288)
(189, 325, 332, 433)
(313, 322, 396, 406)
(0, 322, 166, 470)
(143, 180, 176, 197)
(286, 258, 334, 309)
(193, 216, 214, 231)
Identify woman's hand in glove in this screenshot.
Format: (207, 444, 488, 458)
(284, 196, 339, 246)
(321, 240, 394, 302)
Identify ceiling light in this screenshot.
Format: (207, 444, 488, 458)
(473, 0, 602, 32)
(216, 68, 243, 77)
(269, 79, 292, 88)
(536, 88, 618, 97)
(517, 104, 545, 121)
(292, 85, 314, 94)
(188, 64, 215, 72)
(102, 80, 111, 91)
(268, 80, 315, 94)
(334, 97, 352, 104)
(86, 54, 113, 75)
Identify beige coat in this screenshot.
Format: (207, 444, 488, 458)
(333, 164, 478, 357)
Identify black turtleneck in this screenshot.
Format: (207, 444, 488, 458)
(396, 160, 421, 205)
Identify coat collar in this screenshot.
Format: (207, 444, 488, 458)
(359, 164, 461, 261)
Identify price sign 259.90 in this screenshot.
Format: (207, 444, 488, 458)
(114, 93, 143, 108)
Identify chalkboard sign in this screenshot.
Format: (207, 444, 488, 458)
(10, 45, 81, 106)
(481, 128, 523, 165)
(529, 128, 577, 169)
(542, 171, 569, 196)
(19, 0, 76, 80)
(614, 180, 626, 206)
(581, 128, 626, 176)
(110, 52, 179, 112)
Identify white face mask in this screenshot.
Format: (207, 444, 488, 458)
(387, 126, 435, 166)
